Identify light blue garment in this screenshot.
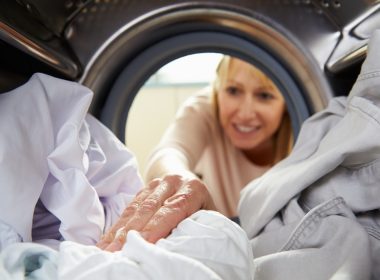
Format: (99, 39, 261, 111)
(0, 242, 58, 280)
(238, 29, 380, 280)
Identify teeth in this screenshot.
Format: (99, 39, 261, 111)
(236, 125, 256, 133)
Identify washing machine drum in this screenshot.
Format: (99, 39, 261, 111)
(78, 6, 335, 143)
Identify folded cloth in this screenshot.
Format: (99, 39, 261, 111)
(0, 210, 253, 280)
(0, 73, 143, 250)
(238, 30, 380, 279)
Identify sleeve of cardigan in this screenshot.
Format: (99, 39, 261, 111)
(144, 90, 216, 181)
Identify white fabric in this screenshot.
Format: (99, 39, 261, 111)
(238, 30, 380, 280)
(0, 211, 253, 280)
(0, 73, 253, 279)
(0, 73, 143, 249)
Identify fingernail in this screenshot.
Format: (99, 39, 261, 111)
(115, 228, 127, 241)
(105, 240, 124, 252)
(140, 231, 150, 241)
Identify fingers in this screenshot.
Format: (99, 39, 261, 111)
(140, 186, 197, 243)
(115, 180, 176, 231)
(96, 186, 154, 250)
(97, 175, 215, 252)
(140, 178, 212, 243)
(100, 226, 128, 252)
(97, 177, 179, 251)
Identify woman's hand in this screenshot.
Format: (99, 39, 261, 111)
(96, 174, 215, 252)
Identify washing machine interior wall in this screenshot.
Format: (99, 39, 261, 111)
(69, 0, 339, 97)
(0, 0, 84, 92)
(1, 0, 377, 91)
(1, 0, 379, 141)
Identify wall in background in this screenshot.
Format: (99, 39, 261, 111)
(126, 84, 206, 180)
(125, 53, 222, 181)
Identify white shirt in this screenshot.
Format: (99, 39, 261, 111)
(0, 73, 143, 249)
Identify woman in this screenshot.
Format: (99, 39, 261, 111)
(144, 55, 293, 217)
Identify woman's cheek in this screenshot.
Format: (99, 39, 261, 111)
(218, 95, 232, 122)
(269, 104, 286, 129)
(218, 104, 230, 128)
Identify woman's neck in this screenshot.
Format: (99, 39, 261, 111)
(242, 139, 275, 166)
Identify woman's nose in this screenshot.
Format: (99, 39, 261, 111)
(238, 98, 256, 119)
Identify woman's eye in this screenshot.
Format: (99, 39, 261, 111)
(257, 92, 274, 100)
(226, 86, 240, 96)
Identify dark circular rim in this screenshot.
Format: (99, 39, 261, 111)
(79, 5, 333, 143)
(102, 31, 310, 142)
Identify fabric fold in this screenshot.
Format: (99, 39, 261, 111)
(0, 73, 143, 249)
(238, 30, 380, 279)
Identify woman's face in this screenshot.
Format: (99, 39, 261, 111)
(217, 58, 286, 153)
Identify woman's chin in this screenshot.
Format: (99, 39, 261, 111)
(230, 138, 261, 151)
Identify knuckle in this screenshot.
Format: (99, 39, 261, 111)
(140, 187, 154, 197)
(127, 201, 140, 212)
(148, 178, 161, 189)
(153, 177, 177, 194)
(135, 188, 152, 199)
(121, 201, 139, 217)
(162, 181, 176, 193)
(139, 198, 160, 214)
(165, 193, 191, 211)
(162, 174, 182, 188)
(187, 179, 208, 195)
(146, 207, 178, 230)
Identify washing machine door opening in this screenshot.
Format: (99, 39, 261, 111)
(125, 50, 306, 176)
(101, 31, 318, 145)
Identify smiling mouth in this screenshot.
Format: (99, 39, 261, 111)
(234, 124, 259, 133)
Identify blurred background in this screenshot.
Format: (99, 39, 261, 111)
(126, 53, 222, 175)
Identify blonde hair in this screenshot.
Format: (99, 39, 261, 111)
(211, 55, 293, 165)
